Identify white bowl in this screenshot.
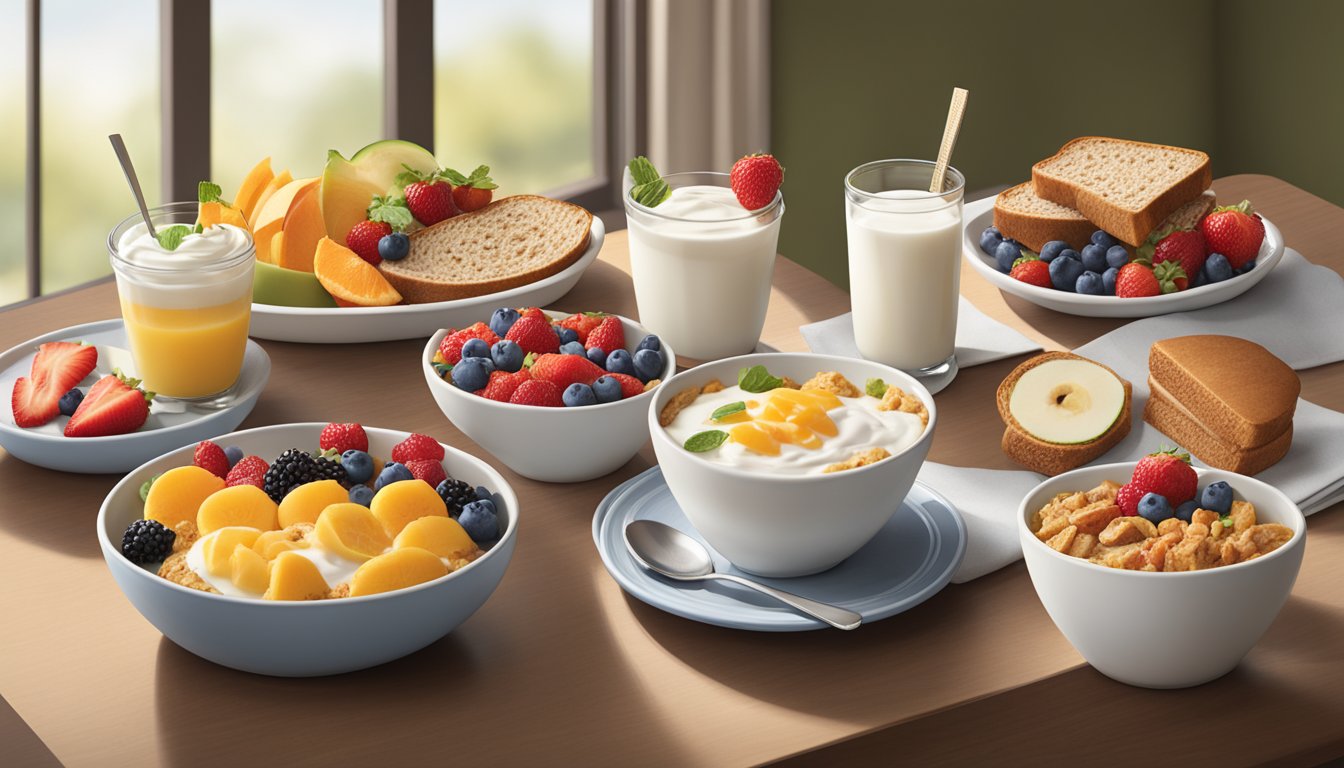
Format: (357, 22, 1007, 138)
(1018, 462, 1305, 688)
(97, 423, 518, 677)
(424, 311, 675, 483)
(648, 353, 936, 578)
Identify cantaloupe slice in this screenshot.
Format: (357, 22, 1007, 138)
(277, 182, 327, 272)
(254, 177, 318, 263)
(312, 237, 402, 306)
(248, 169, 293, 230)
(234, 157, 274, 221)
(198, 201, 249, 231)
(266, 230, 284, 266)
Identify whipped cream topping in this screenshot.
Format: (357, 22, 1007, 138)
(640, 185, 777, 236)
(112, 222, 254, 309)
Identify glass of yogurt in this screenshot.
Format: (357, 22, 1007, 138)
(108, 202, 255, 401)
(624, 172, 784, 361)
(844, 159, 964, 380)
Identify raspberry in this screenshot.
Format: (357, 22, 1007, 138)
(319, 422, 368, 453)
(438, 323, 501, 365)
(391, 433, 445, 464)
(193, 440, 230, 479)
(405, 458, 447, 489)
(225, 455, 270, 488)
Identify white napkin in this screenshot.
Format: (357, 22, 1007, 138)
(938, 247, 1344, 582)
(800, 296, 1041, 369)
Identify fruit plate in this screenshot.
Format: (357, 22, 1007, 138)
(249, 216, 605, 344)
(593, 467, 966, 631)
(0, 319, 269, 474)
(961, 196, 1285, 318)
(97, 423, 518, 676)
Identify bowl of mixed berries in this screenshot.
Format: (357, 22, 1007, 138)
(423, 306, 675, 482)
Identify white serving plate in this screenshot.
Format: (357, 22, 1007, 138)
(0, 319, 268, 473)
(249, 217, 605, 343)
(962, 196, 1285, 318)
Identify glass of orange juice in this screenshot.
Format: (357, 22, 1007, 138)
(108, 202, 255, 401)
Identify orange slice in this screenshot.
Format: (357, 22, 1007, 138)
(313, 237, 402, 307)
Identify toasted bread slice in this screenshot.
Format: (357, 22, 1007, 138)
(1147, 335, 1299, 449)
(996, 352, 1133, 476)
(378, 195, 593, 303)
(1143, 390, 1293, 475)
(1031, 137, 1212, 247)
(992, 182, 1095, 252)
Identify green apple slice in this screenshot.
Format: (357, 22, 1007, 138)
(319, 139, 437, 245)
(1008, 359, 1125, 444)
(253, 261, 338, 308)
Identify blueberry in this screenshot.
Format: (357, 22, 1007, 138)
(1039, 240, 1069, 262)
(557, 327, 579, 345)
(452, 356, 494, 391)
(1105, 245, 1130, 269)
(1102, 266, 1119, 295)
(1238, 259, 1257, 274)
(1048, 253, 1085, 291)
(1205, 253, 1234, 283)
(1200, 481, 1233, 515)
(586, 346, 608, 367)
(223, 445, 244, 468)
(636, 334, 661, 352)
(1075, 271, 1105, 295)
(562, 382, 597, 407)
(489, 307, 520, 338)
(1058, 248, 1080, 264)
(474, 486, 493, 504)
(57, 388, 83, 416)
(490, 339, 524, 373)
(377, 232, 410, 261)
(606, 348, 635, 376)
(458, 499, 499, 543)
(348, 484, 374, 507)
(559, 341, 586, 356)
(374, 462, 414, 492)
(1080, 243, 1108, 273)
(994, 240, 1023, 273)
(341, 449, 374, 484)
(1190, 266, 1208, 289)
(1175, 499, 1199, 523)
(461, 338, 491, 359)
(1091, 230, 1120, 250)
(1137, 492, 1175, 524)
(979, 226, 1003, 256)
(633, 348, 664, 381)
(592, 375, 623, 403)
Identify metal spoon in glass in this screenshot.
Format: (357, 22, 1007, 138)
(623, 520, 862, 630)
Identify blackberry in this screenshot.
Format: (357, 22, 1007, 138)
(436, 478, 478, 516)
(313, 454, 347, 486)
(122, 519, 175, 565)
(262, 448, 321, 502)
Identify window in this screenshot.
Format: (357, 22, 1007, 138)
(0, 0, 23, 305)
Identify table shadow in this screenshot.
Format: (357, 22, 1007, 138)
(0, 454, 114, 558)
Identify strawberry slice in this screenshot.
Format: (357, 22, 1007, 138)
(64, 372, 154, 437)
(11, 341, 97, 427)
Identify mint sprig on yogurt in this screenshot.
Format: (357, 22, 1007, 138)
(629, 156, 671, 208)
(154, 224, 193, 251)
(684, 429, 729, 452)
(737, 365, 783, 393)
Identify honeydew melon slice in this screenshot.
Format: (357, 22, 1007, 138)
(320, 140, 437, 246)
(252, 260, 338, 308)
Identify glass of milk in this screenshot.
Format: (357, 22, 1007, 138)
(844, 159, 964, 380)
(624, 172, 784, 361)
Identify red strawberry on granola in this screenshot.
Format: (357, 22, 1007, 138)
(1129, 448, 1198, 506)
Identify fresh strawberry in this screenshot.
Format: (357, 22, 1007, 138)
(729, 153, 784, 211)
(584, 316, 625, 353)
(346, 220, 391, 266)
(1008, 256, 1051, 288)
(225, 455, 269, 488)
(1115, 262, 1165, 298)
(476, 369, 530, 402)
(1129, 448, 1198, 506)
(319, 422, 369, 454)
(391, 433, 445, 464)
(529, 353, 606, 388)
(11, 341, 97, 427)
(397, 166, 458, 228)
(193, 440, 230, 478)
(606, 373, 647, 399)
(63, 372, 152, 437)
(559, 312, 606, 344)
(1116, 483, 1143, 517)
(443, 165, 497, 213)
(404, 458, 447, 489)
(1151, 229, 1206, 290)
(504, 314, 560, 355)
(1200, 201, 1265, 269)
(438, 322, 501, 365)
(519, 306, 547, 321)
(508, 379, 564, 407)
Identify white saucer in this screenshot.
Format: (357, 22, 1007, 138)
(0, 319, 269, 473)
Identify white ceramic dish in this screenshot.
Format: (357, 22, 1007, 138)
(1018, 462, 1305, 689)
(249, 216, 605, 343)
(424, 310, 675, 483)
(648, 352, 936, 578)
(962, 196, 1285, 318)
(98, 423, 518, 677)
(0, 319, 268, 474)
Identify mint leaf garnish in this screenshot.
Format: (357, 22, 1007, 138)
(629, 156, 661, 185)
(155, 224, 192, 251)
(737, 365, 783, 393)
(711, 402, 746, 421)
(628, 156, 671, 207)
(367, 194, 414, 231)
(865, 378, 888, 398)
(522, 351, 538, 369)
(441, 165, 498, 190)
(684, 430, 728, 452)
(197, 181, 228, 205)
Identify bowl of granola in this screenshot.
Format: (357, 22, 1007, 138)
(649, 352, 935, 578)
(1018, 461, 1305, 688)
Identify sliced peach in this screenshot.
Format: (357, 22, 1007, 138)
(230, 544, 272, 594)
(144, 466, 226, 530)
(252, 528, 312, 560)
(196, 485, 280, 535)
(200, 526, 263, 576)
(263, 551, 329, 601)
(370, 479, 447, 538)
(349, 547, 447, 597)
(729, 423, 780, 456)
(248, 169, 293, 230)
(394, 515, 475, 559)
(314, 503, 392, 563)
(313, 237, 402, 306)
(277, 182, 326, 272)
(233, 157, 274, 221)
(757, 420, 822, 449)
(278, 479, 348, 528)
(264, 230, 284, 266)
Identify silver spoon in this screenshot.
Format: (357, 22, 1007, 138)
(623, 520, 862, 630)
(108, 133, 157, 239)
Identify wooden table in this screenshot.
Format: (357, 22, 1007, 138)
(2, 175, 1342, 767)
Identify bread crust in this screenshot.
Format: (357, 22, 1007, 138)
(1143, 391, 1292, 475)
(992, 182, 1094, 252)
(996, 352, 1133, 476)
